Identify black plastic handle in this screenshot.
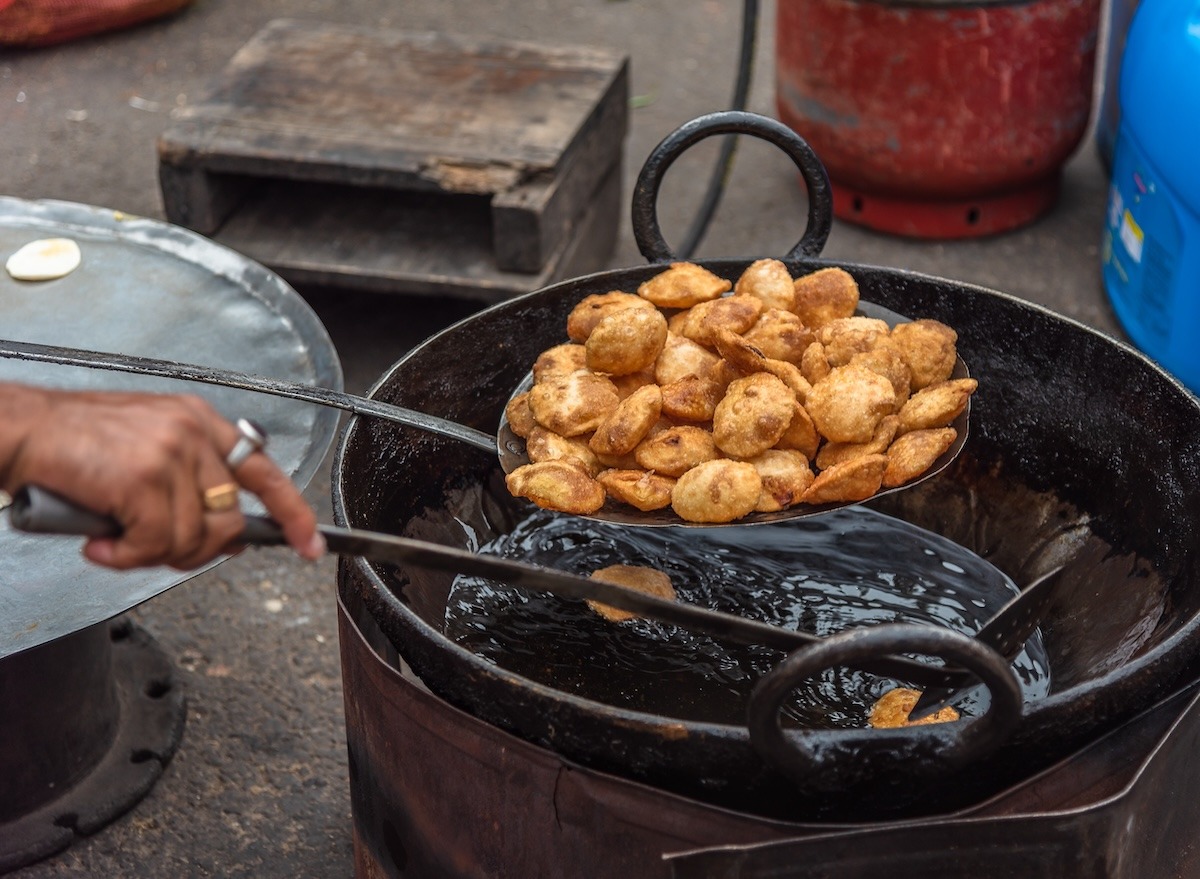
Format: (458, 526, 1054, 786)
(746, 624, 1023, 788)
(631, 110, 833, 263)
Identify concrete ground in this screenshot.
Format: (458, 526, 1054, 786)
(2, 1, 1120, 876)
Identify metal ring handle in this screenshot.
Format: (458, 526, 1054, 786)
(746, 624, 1022, 791)
(632, 110, 833, 263)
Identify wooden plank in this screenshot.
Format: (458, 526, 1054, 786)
(158, 19, 627, 195)
(491, 60, 628, 272)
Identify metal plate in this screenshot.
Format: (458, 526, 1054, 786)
(0, 196, 343, 659)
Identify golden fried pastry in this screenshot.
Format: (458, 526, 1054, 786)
(815, 415, 899, 470)
(637, 261, 731, 308)
(805, 364, 897, 444)
(734, 259, 797, 311)
(654, 333, 723, 386)
(713, 327, 769, 375)
(896, 378, 977, 434)
(744, 309, 814, 364)
(850, 345, 912, 409)
(635, 425, 719, 477)
(533, 343, 588, 383)
(509, 262, 974, 522)
(660, 375, 724, 422)
(800, 341, 831, 385)
(891, 319, 958, 390)
(746, 449, 815, 512)
(505, 461, 606, 514)
(817, 316, 892, 367)
(801, 454, 887, 505)
(529, 369, 620, 436)
(566, 291, 657, 342)
(884, 427, 957, 487)
(792, 266, 859, 328)
(611, 368, 657, 400)
(675, 294, 765, 347)
(762, 358, 812, 402)
(526, 426, 604, 476)
(586, 307, 669, 376)
(868, 687, 960, 728)
(587, 564, 677, 622)
(775, 400, 821, 460)
(589, 384, 663, 457)
(504, 391, 537, 439)
(671, 459, 763, 523)
(713, 373, 797, 458)
(596, 469, 676, 511)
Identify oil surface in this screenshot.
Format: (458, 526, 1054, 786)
(445, 506, 1051, 729)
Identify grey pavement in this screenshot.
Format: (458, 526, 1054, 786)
(1, 1, 1120, 876)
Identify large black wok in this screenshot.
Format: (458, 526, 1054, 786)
(333, 113, 1200, 821)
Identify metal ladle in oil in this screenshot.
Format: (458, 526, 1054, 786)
(444, 505, 1051, 730)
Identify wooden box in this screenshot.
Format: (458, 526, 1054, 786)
(158, 19, 628, 302)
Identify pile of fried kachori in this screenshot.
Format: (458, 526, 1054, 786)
(504, 260, 975, 524)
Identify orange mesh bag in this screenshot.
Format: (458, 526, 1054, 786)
(0, 0, 194, 47)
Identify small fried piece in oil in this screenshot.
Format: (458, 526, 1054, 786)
(505, 461, 606, 514)
(891, 319, 958, 390)
(713, 373, 797, 458)
(589, 384, 663, 457)
(635, 425, 719, 477)
(805, 364, 897, 444)
(800, 341, 831, 385)
(638, 262, 731, 308)
(746, 449, 815, 512)
(596, 469, 676, 511)
(671, 459, 763, 523)
(587, 564, 677, 622)
(529, 369, 620, 436)
(567, 291, 657, 342)
(801, 454, 887, 505)
(897, 378, 976, 434)
(734, 258, 797, 312)
(868, 687, 960, 728)
(713, 327, 769, 375)
(884, 427, 957, 487)
(792, 267, 859, 328)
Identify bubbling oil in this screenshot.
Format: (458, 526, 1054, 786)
(444, 506, 1051, 729)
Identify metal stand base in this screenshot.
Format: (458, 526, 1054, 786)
(0, 619, 186, 874)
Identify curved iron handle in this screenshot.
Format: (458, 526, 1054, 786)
(632, 110, 834, 263)
(746, 624, 1022, 789)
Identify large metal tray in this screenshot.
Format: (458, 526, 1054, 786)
(0, 196, 343, 659)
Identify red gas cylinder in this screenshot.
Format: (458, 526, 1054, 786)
(775, 0, 1101, 239)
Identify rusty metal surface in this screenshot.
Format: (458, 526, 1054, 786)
(0, 196, 343, 659)
(338, 577, 1200, 879)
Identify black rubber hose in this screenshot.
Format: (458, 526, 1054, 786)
(676, 0, 760, 259)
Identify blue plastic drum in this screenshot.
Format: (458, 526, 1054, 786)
(1102, 0, 1200, 394)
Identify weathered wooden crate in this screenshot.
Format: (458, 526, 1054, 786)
(158, 19, 628, 302)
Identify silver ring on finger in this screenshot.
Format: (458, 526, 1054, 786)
(226, 418, 268, 470)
